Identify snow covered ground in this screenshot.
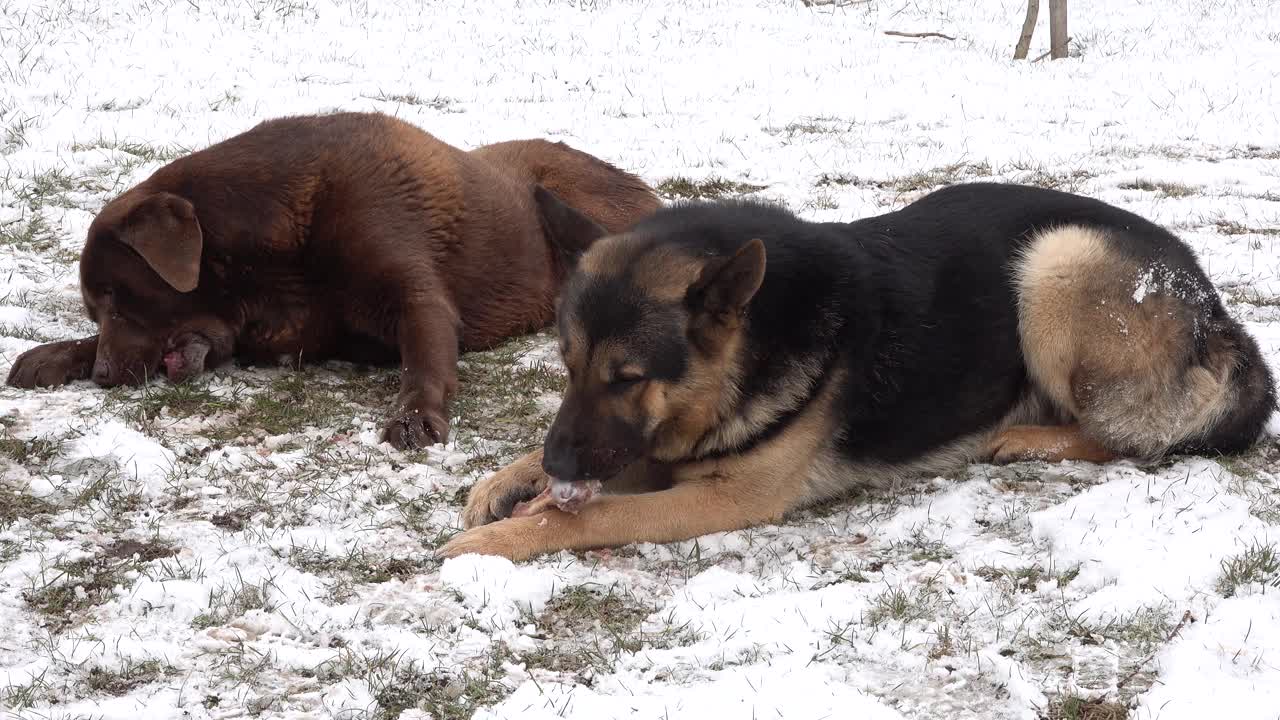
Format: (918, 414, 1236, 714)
(2, 0, 1279, 717)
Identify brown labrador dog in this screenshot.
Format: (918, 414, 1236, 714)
(5, 111, 660, 450)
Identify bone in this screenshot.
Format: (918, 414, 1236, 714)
(164, 334, 212, 383)
(509, 478, 602, 518)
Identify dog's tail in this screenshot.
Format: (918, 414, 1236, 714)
(470, 139, 660, 235)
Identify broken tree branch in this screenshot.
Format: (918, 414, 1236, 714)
(1117, 610, 1195, 690)
(1032, 36, 1071, 62)
(883, 30, 957, 41)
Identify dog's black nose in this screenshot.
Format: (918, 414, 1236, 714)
(91, 358, 111, 386)
(541, 447, 579, 482)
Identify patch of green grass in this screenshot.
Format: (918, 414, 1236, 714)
(1213, 218, 1280, 236)
(1225, 288, 1280, 308)
(16, 167, 109, 210)
(0, 429, 61, 467)
(812, 568, 872, 589)
(1005, 162, 1096, 193)
(85, 659, 176, 696)
(240, 372, 354, 436)
(1118, 178, 1198, 198)
(975, 564, 1050, 592)
(191, 570, 276, 629)
(3, 113, 35, 153)
(0, 673, 56, 710)
(363, 90, 459, 111)
(814, 172, 870, 188)
(285, 545, 432, 602)
(23, 539, 177, 631)
(521, 583, 698, 675)
(523, 584, 654, 673)
(0, 482, 57, 527)
(312, 645, 515, 720)
(866, 581, 944, 627)
(890, 161, 993, 193)
(1055, 605, 1174, 653)
(892, 526, 954, 563)
(0, 322, 60, 342)
(449, 340, 566, 473)
(818, 161, 994, 196)
(767, 117, 848, 137)
(1216, 541, 1280, 597)
(107, 376, 246, 426)
(1057, 564, 1082, 587)
(656, 175, 767, 201)
(1046, 696, 1128, 720)
(0, 212, 62, 254)
(193, 366, 395, 441)
(391, 489, 462, 550)
(70, 137, 188, 164)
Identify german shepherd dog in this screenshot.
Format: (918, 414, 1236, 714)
(440, 182, 1276, 561)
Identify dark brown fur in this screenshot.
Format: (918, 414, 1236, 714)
(4, 112, 660, 449)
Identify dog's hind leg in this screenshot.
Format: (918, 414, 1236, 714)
(1008, 224, 1276, 463)
(987, 423, 1115, 464)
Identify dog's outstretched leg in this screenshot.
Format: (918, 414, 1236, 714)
(6, 336, 99, 388)
(439, 470, 796, 562)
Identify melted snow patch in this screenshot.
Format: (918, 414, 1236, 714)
(479, 660, 907, 720)
(59, 419, 177, 495)
(1030, 459, 1268, 617)
(1134, 594, 1280, 720)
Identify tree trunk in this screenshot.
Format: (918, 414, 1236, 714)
(1049, 0, 1069, 59)
(1014, 0, 1039, 60)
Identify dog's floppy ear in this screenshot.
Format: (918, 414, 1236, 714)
(117, 192, 203, 293)
(535, 185, 608, 265)
(687, 238, 766, 318)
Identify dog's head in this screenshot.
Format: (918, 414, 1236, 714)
(536, 201, 766, 483)
(79, 190, 235, 387)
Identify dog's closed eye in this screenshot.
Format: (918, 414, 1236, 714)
(609, 367, 647, 389)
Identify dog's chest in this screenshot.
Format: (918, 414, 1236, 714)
(240, 298, 334, 357)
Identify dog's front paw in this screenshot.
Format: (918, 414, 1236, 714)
(6, 338, 97, 389)
(461, 452, 551, 529)
(382, 401, 449, 451)
(437, 518, 544, 562)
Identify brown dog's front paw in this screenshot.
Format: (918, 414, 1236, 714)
(382, 404, 449, 451)
(6, 339, 97, 389)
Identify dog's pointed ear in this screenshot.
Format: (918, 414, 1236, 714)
(687, 238, 767, 318)
(117, 192, 203, 293)
(535, 185, 608, 265)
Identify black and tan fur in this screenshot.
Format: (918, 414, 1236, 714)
(440, 182, 1276, 561)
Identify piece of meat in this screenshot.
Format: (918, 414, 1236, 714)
(510, 478, 602, 518)
(162, 333, 212, 383)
